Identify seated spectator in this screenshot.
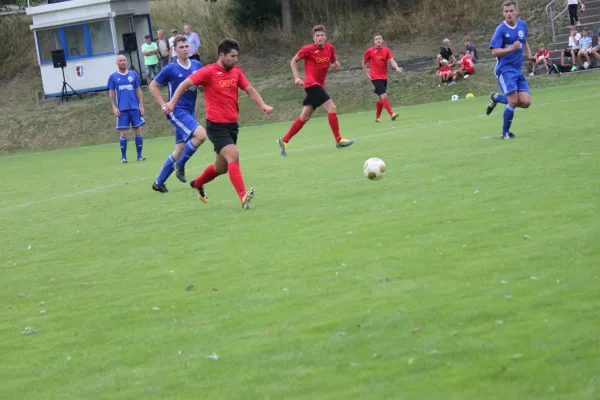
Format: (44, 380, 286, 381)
(529, 44, 559, 75)
(561, 26, 581, 70)
(591, 27, 600, 64)
(437, 39, 457, 68)
(577, 27, 593, 69)
(452, 51, 475, 82)
(436, 59, 453, 87)
(463, 37, 479, 63)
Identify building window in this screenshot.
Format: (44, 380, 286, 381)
(88, 20, 114, 55)
(36, 19, 117, 64)
(63, 25, 87, 58)
(37, 28, 61, 64)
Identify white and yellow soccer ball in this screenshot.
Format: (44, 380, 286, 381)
(364, 157, 386, 180)
(451, 94, 459, 101)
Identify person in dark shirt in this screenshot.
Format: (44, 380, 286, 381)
(437, 38, 457, 67)
(464, 37, 479, 63)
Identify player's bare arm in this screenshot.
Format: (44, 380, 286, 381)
(390, 58, 403, 73)
(163, 77, 195, 115)
(361, 59, 370, 78)
(148, 80, 167, 110)
(290, 55, 304, 86)
(524, 41, 534, 61)
(108, 89, 120, 117)
(136, 87, 144, 117)
(244, 85, 274, 115)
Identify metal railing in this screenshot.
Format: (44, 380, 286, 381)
(545, 0, 569, 37)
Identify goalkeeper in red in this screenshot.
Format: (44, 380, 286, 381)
(277, 25, 355, 156)
(164, 39, 273, 209)
(362, 34, 403, 122)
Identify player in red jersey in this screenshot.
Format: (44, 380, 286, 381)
(277, 25, 355, 156)
(163, 39, 273, 209)
(452, 51, 475, 82)
(362, 34, 403, 123)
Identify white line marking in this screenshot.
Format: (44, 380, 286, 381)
(1, 92, 599, 213)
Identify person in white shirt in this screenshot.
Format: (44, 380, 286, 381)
(168, 27, 179, 63)
(561, 26, 581, 68)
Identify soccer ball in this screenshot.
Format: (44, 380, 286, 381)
(363, 157, 386, 181)
(451, 95, 459, 101)
(466, 93, 475, 99)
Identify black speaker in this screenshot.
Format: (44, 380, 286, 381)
(122, 32, 138, 52)
(51, 49, 66, 68)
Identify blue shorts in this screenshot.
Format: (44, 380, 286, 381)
(497, 71, 529, 95)
(167, 109, 200, 144)
(116, 109, 145, 130)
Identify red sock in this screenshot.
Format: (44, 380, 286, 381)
(227, 161, 246, 201)
(327, 113, 341, 143)
(283, 118, 305, 143)
(376, 101, 383, 119)
(381, 98, 393, 116)
(193, 164, 219, 188)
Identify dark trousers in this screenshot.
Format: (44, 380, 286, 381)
(568, 4, 579, 25)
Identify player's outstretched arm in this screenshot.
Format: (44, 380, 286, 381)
(163, 77, 195, 115)
(148, 80, 167, 109)
(108, 89, 120, 117)
(244, 85, 273, 115)
(290, 55, 304, 86)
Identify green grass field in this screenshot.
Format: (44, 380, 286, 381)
(1, 81, 599, 399)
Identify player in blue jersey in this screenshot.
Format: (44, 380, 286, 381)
(148, 36, 206, 193)
(485, 0, 535, 139)
(107, 55, 146, 163)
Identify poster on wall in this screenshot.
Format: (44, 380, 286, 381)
(75, 63, 84, 80)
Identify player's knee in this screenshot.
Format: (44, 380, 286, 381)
(300, 114, 311, 123)
(327, 103, 337, 114)
(520, 100, 531, 109)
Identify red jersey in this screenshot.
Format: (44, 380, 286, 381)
(296, 43, 336, 88)
(189, 63, 250, 123)
(436, 65, 452, 76)
(460, 55, 475, 73)
(363, 46, 393, 80)
(535, 49, 550, 60)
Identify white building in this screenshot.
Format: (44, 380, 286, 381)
(27, 0, 153, 98)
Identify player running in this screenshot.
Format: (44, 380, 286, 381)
(107, 55, 145, 163)
(164, 39, 273, 209)
(277, 25, 355, 156)
(485, 0, 534, 139)
(149, 36, 206, 193)
(361, 34, 402, 123)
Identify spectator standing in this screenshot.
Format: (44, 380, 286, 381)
(169, 27, 179, 63)
(156, 30, 170, 70)
(184, 24, 201, 62)
(141, 34, 159, 83)
(567, 0, 584, 26)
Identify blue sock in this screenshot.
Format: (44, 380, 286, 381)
(119, 136, 127, 160)
(494, 93, 508, 104)
(503, 105, 515, 134)
(135, 135, 143, 158)
(155, 155, 176, 185)
(176, 141, 198, 167)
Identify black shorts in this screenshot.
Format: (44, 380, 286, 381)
(371, 79, 388, 96)
(206, 120, 238, 153)
(563, 48, 579, 57)
(303, 85, 330, 109)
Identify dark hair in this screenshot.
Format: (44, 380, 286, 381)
(313, 25, 326, 35)
(217, 39, 240, 56)
(173, 35, 187, 48)
(502, 0, 516, 9)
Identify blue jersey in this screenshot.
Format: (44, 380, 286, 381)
(107, 71, 141, 111)
(489, 19, 528, 76)
(154, 60, 202, 114)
